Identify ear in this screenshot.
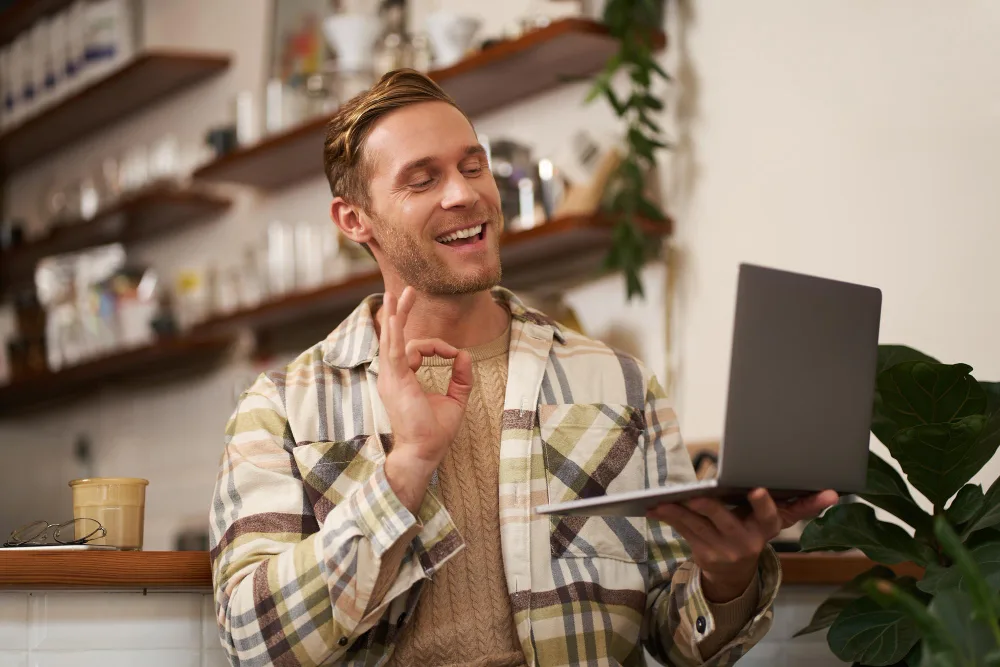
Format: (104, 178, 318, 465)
(330, 197, 372, 245)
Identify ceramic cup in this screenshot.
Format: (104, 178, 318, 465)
(425, 11, 481, 69)
(70, 477, 148, 550)
(322, 14, 382, 74)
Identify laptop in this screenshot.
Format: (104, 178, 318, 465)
(534, 263, 882, 517)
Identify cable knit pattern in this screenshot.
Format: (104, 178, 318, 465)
(387, 320, 526, 667)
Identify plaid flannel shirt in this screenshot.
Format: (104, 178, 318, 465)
(209, 287, 780, 666)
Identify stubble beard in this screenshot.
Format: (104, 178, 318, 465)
(371, 210, 503, 295)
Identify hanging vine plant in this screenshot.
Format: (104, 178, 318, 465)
(586, 0, 672, 300)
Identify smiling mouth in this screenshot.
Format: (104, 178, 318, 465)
(436, 223, 485, 246)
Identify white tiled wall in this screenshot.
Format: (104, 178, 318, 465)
(0, 586, 840, 666)
(0, 591, 228, 667)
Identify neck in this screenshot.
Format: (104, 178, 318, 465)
(382, 284, 509, 349)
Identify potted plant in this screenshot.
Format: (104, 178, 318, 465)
(796, 345, 1000, 666)
(587, 0, 672, 300)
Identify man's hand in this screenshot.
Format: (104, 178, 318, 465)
(647, 489, 839, 602)
(377, 287, 474, 514)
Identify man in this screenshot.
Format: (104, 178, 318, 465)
(209, 69, 836, 667)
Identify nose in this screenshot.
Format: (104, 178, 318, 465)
(440, 168, 480, 210)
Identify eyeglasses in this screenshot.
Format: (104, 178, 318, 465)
(3, 518, 106, 547)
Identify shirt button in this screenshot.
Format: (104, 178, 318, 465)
(696, 616, 707, 633)
(338, 637, 348, 646)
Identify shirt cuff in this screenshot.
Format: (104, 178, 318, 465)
(672, 545, 781, 661)
(348, 463, 420, 557)
(698, 571, 761, 659)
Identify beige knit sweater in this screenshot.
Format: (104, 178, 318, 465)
(382, 320, 758, 665)
(388, 321, 525, 667)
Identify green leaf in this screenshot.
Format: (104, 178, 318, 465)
(859, 452, 934, 534)
(927, 588, 1000, 665)
(622, 159, 645, 191)
(800, 503, 936, 566)
(603, 50, 623, 77)
(648, 56, 672, 81)
(627, 128, 656, 162)
(638, 111, 663, 134)
(877, 345, 941, 376)
(794, 565, 896, 637)
(982, 381, 1000, 405)
(903, 642, 922, 667)
(828, 595, 922, 665)
(603, 87, 625, 116)
(877, 360, 986, 432)
(934, 518, 1000, 628)
(584, 77, 609, 104)
(947, 484, 985, 526)
(964, 475, 1000, 537)
(629, 66, 651, 88)
(642, 94, 664, 111)
(602, 0, 631, 35)
(625, 266, 644, 300)
(889, 415, 996, 508)
(636, 195, 667, 223)
(916, 542, 1000, 597)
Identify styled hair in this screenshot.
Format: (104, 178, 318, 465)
(323, 68, 467, 210)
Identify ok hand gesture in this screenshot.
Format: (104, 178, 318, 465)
(378, 287, 474, 511)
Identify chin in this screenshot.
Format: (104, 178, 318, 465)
(426, 265, 502, 295)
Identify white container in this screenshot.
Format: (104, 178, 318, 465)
(66, 1, 87, 94)
(425, 11, 481, 69)
(264, 78, 308, 135)
(234, 90, 257, 146)
(322, 14, 381, 73)
(117, 298, 156, 347)
(31, 18, 53, 112)
(48, 11, 69, 106)
(83, 0, 135, 83)
(10, 33, 31, 125)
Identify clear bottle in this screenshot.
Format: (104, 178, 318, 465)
(372, 0, 413, 78)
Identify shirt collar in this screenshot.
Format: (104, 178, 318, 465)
(321, 286, 566, 370)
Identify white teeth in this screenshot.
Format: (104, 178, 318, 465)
(437, 224, 483, 243)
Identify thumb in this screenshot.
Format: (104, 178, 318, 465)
(446, 350, 474, 409)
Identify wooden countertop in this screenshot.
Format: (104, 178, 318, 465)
(0, 550, 922, 591)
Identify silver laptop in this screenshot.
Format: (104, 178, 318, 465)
(535, 263, 882, 517)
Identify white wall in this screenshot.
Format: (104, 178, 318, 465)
(1, 0, 998, 548)
(665, 0, 1000, 492)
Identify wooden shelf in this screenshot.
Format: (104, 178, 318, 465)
(192, 214, 671, 337)
(193, 18, 664, 191)
(0, 550, 921, 591)
(0, 0, 74, 49)
(780, 552, 924, 584)
(0, 550, 212, 590)
(0, 186, 231, 293)
(0, 333, 235, 417)
(0, 50, 231, 174)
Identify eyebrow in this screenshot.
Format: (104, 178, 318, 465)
(396, 144, 487, 179)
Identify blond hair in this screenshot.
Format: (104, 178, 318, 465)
(323, 69, 467, 210)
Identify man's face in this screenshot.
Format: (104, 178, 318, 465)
(362, 101, 503, 295)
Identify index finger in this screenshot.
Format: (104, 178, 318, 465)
(397, 286, 416, 328)
(379, 291, 397, 356)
